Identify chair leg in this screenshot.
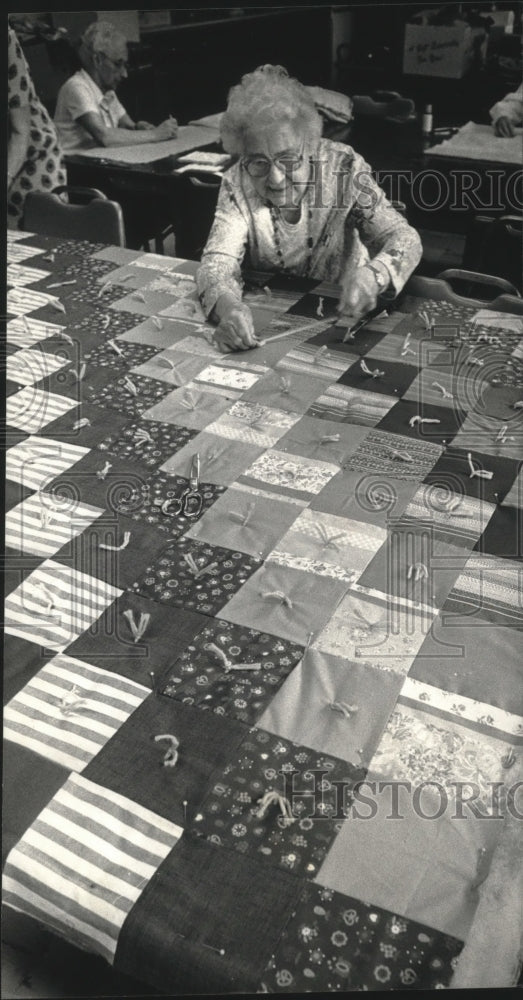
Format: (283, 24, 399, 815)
(154, 235, 164, 255)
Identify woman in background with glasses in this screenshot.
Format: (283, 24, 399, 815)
(54, 20, 178, 150)
(197, 65, 422, 353)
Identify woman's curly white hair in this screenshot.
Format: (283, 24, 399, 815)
(220, 64, 322, 154)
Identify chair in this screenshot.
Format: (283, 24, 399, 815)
(22, 185, 126, 246)
(405, 269, 523, 315)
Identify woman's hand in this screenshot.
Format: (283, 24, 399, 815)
(135, 120, 155, 131)
(153, 118, 178, 141)
(213, 303, 258, 353)
(494, 116, 515, 137)
(338, 264, 381, 326)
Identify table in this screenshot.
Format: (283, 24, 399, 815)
(4, 231, 523, 995)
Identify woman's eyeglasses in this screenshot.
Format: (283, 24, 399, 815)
(243, 149, 304, 178)
(101, 52, 129, 71)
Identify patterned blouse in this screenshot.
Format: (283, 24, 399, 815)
(8, 27, 67, 229)
(196, 138, 422, 317)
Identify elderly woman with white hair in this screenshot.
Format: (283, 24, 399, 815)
(196, 65, 422, 353)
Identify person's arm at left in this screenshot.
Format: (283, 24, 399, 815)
(8, 105, 31, 187)
(338, 154, 422, 322)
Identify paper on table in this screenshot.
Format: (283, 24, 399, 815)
(188, 112, 224, 129)
(429, 121, 523, 165)
(74, 125, 220, 165)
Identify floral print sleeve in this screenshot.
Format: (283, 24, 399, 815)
(196, 168, 250, 317)
(341, 151, 423, 296)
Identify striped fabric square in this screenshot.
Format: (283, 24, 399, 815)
(6, 388, 78, 434)
(276, 342, 355, 381)
(4, 559, 121, 652)
(5, 494, 105, 558)
(266, 508, 387, 584)
(6, 436, 90, 491)
(4, 654, 149, 772)
(7, 287, 62, 316)
(442, 552, 523, 626)
(399, 484, 496, 549)
(6, 242, 46, 264)
(3, 773, 182, 964)
(307, 384, 397, 426)
(7, 263, 51, 287)
(7, 316, 66, 349)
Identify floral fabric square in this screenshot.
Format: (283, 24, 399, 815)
(259, 647, 403, 768)
(113, 470, 225, 539)
(237, 449, 339, 504)
(160, 432, 265, 487)
(98, 419, 197, 470)
(86, 373, 172, 419)
(192, 726, 365, 877)
(267, 508, 387, 584)
(312, 588, 435, 676)
(163, 618, 304, 724)
(4, 653, 149, 772)
(130, 536, 262, 616)
(185, 487, 301, 559)
(205, 400, 300, 448)
(307, 383, 398, 426)
(83, 340, 158, 375)
(220, 561, 350, 645)
(194, 362, 266, 394)
(143, 383, 234, 430)
(259, 881, 463, 992)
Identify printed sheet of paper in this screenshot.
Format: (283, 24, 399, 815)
(429, 121, 523, 165)
(74, 125, 220, 165)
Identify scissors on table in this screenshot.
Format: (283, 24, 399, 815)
(161, 454, 203, 518)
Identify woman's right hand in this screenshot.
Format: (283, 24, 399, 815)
(213, 303, 258, 352)
(495, 116, 515, 137)
(154, 118, 178, 141)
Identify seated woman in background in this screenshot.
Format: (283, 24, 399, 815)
(54, 20, 178, 150)
(490, 82, 523, 137)
(196, 65, 422, 353)
(8, 24, 67, 229)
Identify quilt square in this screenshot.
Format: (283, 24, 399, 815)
(159, 295, 207, 324)
(399, 483, 496, 550)
(5, 494, 104, 559)
(192, 726, 365, 877)
(220, 562, 350, 645)
(344, 429, 443, 481)
(4, 654, 149, 772)
(307, 383, 398, 426)
(305, 319, 390, 359)
(368, 701, 518, 813)
(286, 291, 340, 319)
(424, 446, 521, 505)
(450, 409, 523, 461)
(241, 369, 325, 414)
(130, 348, 210, 386)
(377, 399, 467, 445)
(7, 286, 62, 317)
(84, 696, 246, 827)
(442, 552, 523, 627)
(67, 593, 207, 688)
(185, 487, 301, 558)
(6, 387, 78, 434)
(163, 618, 304, 724)
(160, 432, 264, 487)
(86, 373, 173, 418)
(7, 316, 66, 349)
(205, 400, 300, 448)
(312, 588, 436, 676)
(29, 401, 129, 450)
(44, 450, 152, 511)
(114, 470, 225, 539)
(4, 559, 121, 652)
(267, 508, 387, 584)
(193, 361, 266, 394)
(3, 773, 182, 964)
(6, 436, 90, 491)
(83, 339, 159, 375)
(108, 315, 196, 349)
(143, 382, 234, 430)
(97, 419, 198, 470)
(276, 415, 370, 466)
(130, 537, 262, 616)
(259, 647, 403, 768)
(237, 449, 339, 504)
(337, 356, 420, 397)
(310, 468, 420, 526)
(261, 881, 463, 992)
(276, 342, 357, 382)
(115, 833, 302, 997)
(2, 742, 67, 865)
(408, 612, 523, 716)
(356, 529, 470, 609)
(474, 505, 523, 560)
